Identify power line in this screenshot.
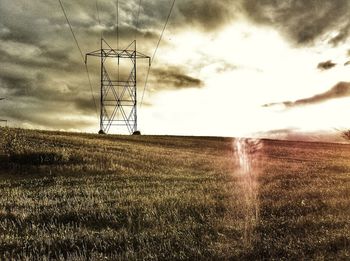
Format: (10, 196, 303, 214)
(115, 0, 120, 81)
(95, 0, 101, 25)
(140, 0, 176, 108)
(95, 0, 103, 52)
(84, 64, 98, 117)
(134, 0, 142, 41)
(58, 0, 99, 119)
(151, 0, 176, 63)
(116, 0, 119, 49)
(58, 0, 85, 62)
(140, 66, 151, 108)
(95, 0, 103, 38)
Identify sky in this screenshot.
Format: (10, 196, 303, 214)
(0, 0, 349, 139)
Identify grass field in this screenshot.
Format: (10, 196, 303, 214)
(0, 127, 349, 260)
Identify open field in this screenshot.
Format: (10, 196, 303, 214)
(0, 127, 349, 260)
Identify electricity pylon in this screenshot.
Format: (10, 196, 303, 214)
(86, 38, 150, 135)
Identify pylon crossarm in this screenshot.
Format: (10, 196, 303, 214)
(86, 49, 150, 60)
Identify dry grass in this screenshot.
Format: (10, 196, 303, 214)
(342, 130, 350, 141)
(254, 140, 350, 260)
(0, 127, 349, 260)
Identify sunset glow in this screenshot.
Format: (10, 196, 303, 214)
(0, 0, 349, 139)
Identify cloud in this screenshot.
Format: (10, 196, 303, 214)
(317, 60, 336, 70)
(150, 66, 203, 90)
(0, 57, 99, 130)
(328, 22, 350, 46)
(255, 128, 345, 143)
(263, 82, 350, 108)
(345, 61, 350, 66)
(0, 0, 138, 130)
(134, 0, 237, 33)
(1, 0, 349, 132)
(175, 0, 234, 31)
(0, 0, 217, 131)
(241, 0, 350, 46)
(215, 62, 239, 73)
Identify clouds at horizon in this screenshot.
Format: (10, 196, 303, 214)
(0, 0, 210, 129)
(263, 82, 350, 109)
(0, 0, 349, 133)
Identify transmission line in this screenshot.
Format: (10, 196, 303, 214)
(134, 0, 142, 41)
(140, 0, 176, 108)
(95, 0, 101, 25)
(58, 0, 99, 119)
(58, 0, 85, 61)
(95, 0, 103, 38)
(151, 0, 176, 63)
(116, 0, 119, 49)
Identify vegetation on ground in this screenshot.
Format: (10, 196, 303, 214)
(0, 127, 349, 260)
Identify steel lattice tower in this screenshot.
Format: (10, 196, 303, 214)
(86, 39, 150, 134)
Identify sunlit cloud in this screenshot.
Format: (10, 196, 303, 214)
(0, 0, 349, 138)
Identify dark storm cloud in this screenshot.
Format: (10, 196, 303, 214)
(0, 57, 99, 130)
(0, 0, 176, 131)
(135, 0, 237, 32)
(317, 60, 336, 71)
(1, 98, 94, 130)
(74, 97, 98, 114)
(151, 66, 203, 90)
(263, 82, 350, 108)
(0, 63, 88, 100)
(242, 0, 350, 46)
(175, 0, 234, 31)
(0, 47, 79, 72)
(0, 73, 33, 97)
(0, 74, 97, 130)
(1, 0, 349, 131)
